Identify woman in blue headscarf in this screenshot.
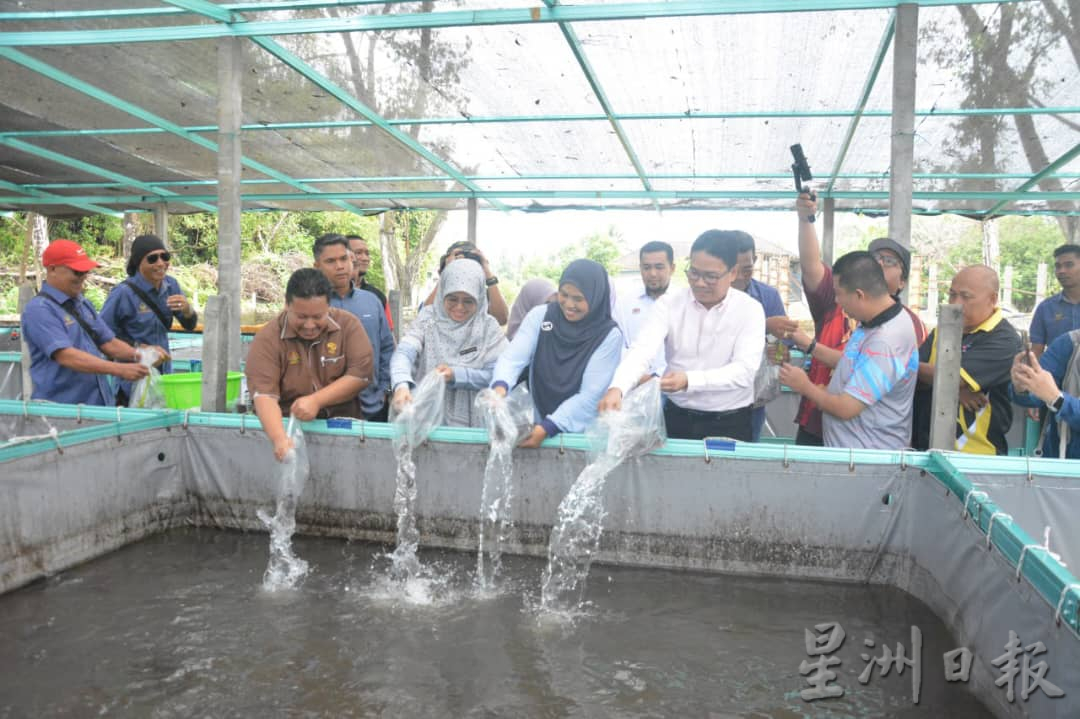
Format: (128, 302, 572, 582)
(490, 259, 623, 447)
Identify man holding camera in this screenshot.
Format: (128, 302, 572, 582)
(787, 193, 926, 446)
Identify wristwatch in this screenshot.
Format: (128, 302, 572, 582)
(1048, 393, 1065, 413)
(485, 276, 499, 287)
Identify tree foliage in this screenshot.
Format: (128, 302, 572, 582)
(0, 210, 381, 316)
(495, 225, 626, 304)
(839, 214, 1066, 311)
(920, 2, 1080, 242)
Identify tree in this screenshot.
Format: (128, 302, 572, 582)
(379, 210, 443, 307)
(499, 225, 627, 296)
(921, 3, 1079, 242)
(323, 1, 474, 306)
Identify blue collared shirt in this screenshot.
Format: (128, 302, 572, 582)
(101, 273, 196, 395)
(744, 278, 787, 320)
(22, 283, 117, 406)
(330, 284, 395, 415)
(1030, 292, 1080, 347)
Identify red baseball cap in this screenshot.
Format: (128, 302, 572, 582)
(42, 239, 99, 272)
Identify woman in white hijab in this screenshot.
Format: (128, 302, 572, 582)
(390, 259, 508, 427)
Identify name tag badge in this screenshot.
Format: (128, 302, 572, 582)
(320, 355, 344, 367)
(460, 346, 478, 357)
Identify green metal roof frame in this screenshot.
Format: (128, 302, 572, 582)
(0, 0, 1032, 46)
(0, 0, 1075, 218)
(0, 45, 381, 217)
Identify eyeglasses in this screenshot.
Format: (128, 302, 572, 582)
(685, 267, 731, 286)
(445, 296, 477, 308)
(69, 268, 89, 278)
(872, 251, 901, 268)
(145, 252, 171, 264)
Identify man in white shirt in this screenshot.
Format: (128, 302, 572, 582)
(614, 241, 675, 375)
(599, 230, 765, 441)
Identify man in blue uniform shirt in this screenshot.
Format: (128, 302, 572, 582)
(314, 233, 395, 421)
(101, 233, 197, 403)
(22, 240, 165, 406)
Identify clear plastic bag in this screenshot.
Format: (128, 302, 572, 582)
(391, 369, 448, 450)
(587, 377, 667, 462)
(129, 347, 166, 409)
(474, 383, 534, 445)
(752, 340, 784, 408)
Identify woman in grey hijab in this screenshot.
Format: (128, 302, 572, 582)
(391, 259, 508, 427)
(506, 278, 556, 340)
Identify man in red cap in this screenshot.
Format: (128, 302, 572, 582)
(21, 239, 166, 406)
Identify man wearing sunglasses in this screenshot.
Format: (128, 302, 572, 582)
(599, 230, 765, 441)
(101, 234, 198, 404)
(22, 239, 166, 406)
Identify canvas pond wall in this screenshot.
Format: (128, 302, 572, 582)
(0, 400, 1077, 717)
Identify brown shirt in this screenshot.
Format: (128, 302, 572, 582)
(246, 308, 374, 418)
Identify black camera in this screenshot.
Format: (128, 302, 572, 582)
(790, 143, 816, 223)
(463, 250, 483, 263)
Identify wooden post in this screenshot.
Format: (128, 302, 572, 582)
(908, 254, 923, 311)
(217, 36, 243, 376)
(467, 198, 478, 246)
(153, 204, 169, 240)
(927, 264, 939, 310)
(822, 197, 836, 266)
(1035, 262, 1048, 306)
(200, 296, 230, 412)
(981, 218, 1000, 269)
(17, 284, 34, 400)
(889, 4, 918, 306)
(778, 256, 791, 305)
(388, 289, 402, 343)
(929, 304, 963, 450)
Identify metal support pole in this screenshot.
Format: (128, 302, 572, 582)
(929, 303, 963, 450)
(467, 197, 478, 245)
(200, 296, 230, 412)
(822, 197, 835, 266)
(889, 3, 918, 305)
(153, 203, 168, 240)
(217, 37, 243, 377)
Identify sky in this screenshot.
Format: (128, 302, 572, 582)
(435, 207, 811, 265)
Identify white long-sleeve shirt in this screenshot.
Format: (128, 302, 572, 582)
(613, 288, 666, 375)
(610, 286, 765, 412)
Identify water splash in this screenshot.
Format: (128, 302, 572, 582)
(257, 418, 310, 591)
(389, 371, 446, 584)
(474, 386, 533, 591)
(540, 381, 665, 613)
